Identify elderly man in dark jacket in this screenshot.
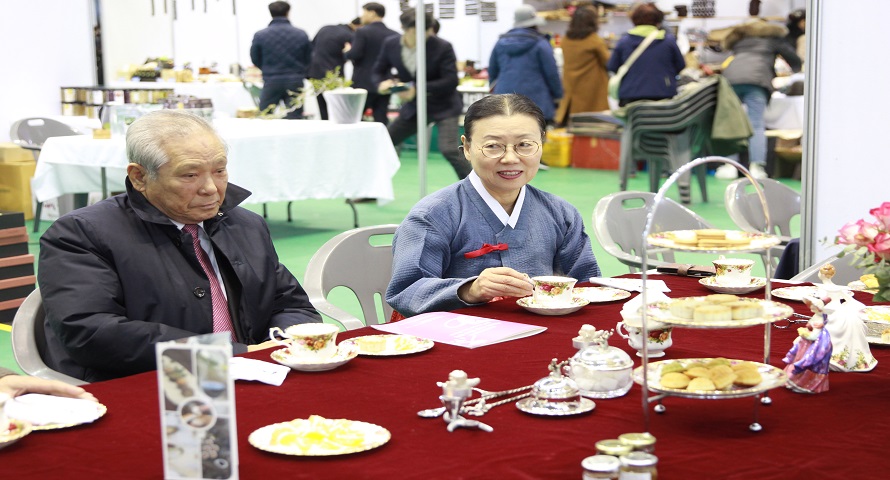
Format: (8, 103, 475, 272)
(39, 110, 321, 382)
(250, 1, 312, 119)
(373, 9, 470, 179)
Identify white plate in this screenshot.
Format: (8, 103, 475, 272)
(633, 358, 787, 399)
(0, 419, 31, 450)
(573, 286, 632, 303)
(847, 280, 878, 294)
(351, 334, 434, 356)
(643, 297, 793, 328)
(860, 306, 890, 344)
(698, 276, 766, 294)
(866, 336, 890, 346)
(270, 340, 359, 372)
(516, 296, 590, 316)
(771, 285, 850, 302)
(647, 230, 780, 252)
(248, 415, 390, 456)
(4, 395, 107, 431)
(515, 397, 596, 416)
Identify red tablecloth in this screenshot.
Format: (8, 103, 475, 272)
(5, 276, 890, 479)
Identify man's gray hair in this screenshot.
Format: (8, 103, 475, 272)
(125, 110, 227, 179)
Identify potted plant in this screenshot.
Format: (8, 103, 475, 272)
(312, 67, 367, 124)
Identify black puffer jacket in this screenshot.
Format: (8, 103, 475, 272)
(250, 17, 311, 81)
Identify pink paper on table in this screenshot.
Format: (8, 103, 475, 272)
(371, 311, 546, 348)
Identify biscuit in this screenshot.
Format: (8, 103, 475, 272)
(669, 299, 703, 320)
(661, 361, 686, 375)
(708, 365, 734, 377)
(734, 369, 763, 387)
(711, 372, 738, 390)
(704, 358, 731, 368)
(730, 361, 759, 372)
(684, 366, 711, 379)
(693, 305, 731, 322)
(687, 377, 717, 391)
(725, 301, 764, 320)
(695, 229, 727, 239)
(705, 294, 739, 304)
(660, 372, 691, 389)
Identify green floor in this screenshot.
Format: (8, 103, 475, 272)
(0, 151, 800, 374)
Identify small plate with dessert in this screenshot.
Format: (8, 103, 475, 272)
(642, 294, 793, 328)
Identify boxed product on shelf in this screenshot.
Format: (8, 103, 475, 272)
(0, 160, 37, 220)
(0, 143, 33, 163)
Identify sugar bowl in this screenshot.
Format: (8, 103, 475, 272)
(569, 325, 633, 398)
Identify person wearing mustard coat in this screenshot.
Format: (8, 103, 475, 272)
(555, 7, 611, 125)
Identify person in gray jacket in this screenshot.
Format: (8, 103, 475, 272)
(716, 18, 801, 180)
(38, 111, 321, 382)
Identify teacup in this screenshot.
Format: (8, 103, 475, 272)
(269, 323, 339, 361)
(616, 317, 673, 358)
(531, 276, 577, 306)
(712, 257, 755, 287)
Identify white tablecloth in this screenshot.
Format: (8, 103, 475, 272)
(32, 119, 400, 206)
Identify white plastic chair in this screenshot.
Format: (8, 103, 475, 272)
(11, 288, 88, 386)
(725, 177, 800, 271)
(303, 225, 399, 330)
(593, 191, 714, 273)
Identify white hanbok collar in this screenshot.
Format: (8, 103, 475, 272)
(468, 171, 526, 228)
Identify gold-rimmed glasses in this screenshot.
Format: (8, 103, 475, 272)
(475, 141, 541, 159)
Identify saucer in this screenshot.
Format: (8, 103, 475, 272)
(699, 276, 766, 294)
(515, 397, 596, 416)
(516, 297, 589, 316)
(270, 340, 358, 372)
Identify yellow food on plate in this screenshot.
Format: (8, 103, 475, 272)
(881, 328, 890, 343)
(730, 361, 759, 372)
(660, 372, 692, 389)
(704, 357, 731, 368)
(734, 369, 763, 387)
(356, 336, 386, 353)
(694, 305, 731, 322)
(708, 364, 734, 377)
(661, 361, 686, 375)
(669, 299, 703, 319)
(861, 274, 879, 289)
(684, 366, 712, 379)
(696, 229, 727, 239)
(671, 230, 699, 245)
(711, 372, 738, 390)
(706, 294, 739, 304)
(725, 301, 765, 320)
(687, 377, 717, 391)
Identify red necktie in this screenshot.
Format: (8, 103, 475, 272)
(464, 243, 509, 259)
(183, 224, 235, 341)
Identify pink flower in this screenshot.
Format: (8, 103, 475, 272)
(839, 220, 880, 246)
(870, 202, 890, 231)
(867, 232, 890, 260)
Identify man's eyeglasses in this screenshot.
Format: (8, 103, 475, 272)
(475, 141, 541, 159)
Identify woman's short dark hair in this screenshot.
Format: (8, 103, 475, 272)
(268, 1, 290, 17)
(566, 6, 599, 40)
(399, 8, 434, 30)
(630, 2, 663, 26)
(464, 94, 546, 142)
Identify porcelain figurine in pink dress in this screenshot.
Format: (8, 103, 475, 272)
(783, 298, 832, 394)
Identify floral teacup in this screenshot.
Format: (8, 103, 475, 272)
(712, 257, 755, 287)
(531, 276, 577, 306)
(270, 323, 339, 361)
(616, 317, 673, 358)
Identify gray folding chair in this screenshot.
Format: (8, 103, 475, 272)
(725, 177, 801, 270)
(593, 191, 714, 273)
(791, 254, 865, 286)
(303, 224, 399, 330)
(11, 288, 88, 386)
(9, 118, 84, 232)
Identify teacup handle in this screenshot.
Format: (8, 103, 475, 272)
(268, 327, 291, 348)
(616, 322, 630, 340)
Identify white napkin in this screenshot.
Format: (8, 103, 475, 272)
(588, 277, 671, 293)
(4, 394, 101, 426)
(229, 357, 290, 386)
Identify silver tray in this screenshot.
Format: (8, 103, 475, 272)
(515, 397, 595, 416)
(633, 358, 787, 400)
(642, 297, 792, 329)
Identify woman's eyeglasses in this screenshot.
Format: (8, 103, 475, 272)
(475, 141, 541, 159)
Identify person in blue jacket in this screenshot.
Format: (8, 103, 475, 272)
(488, 5, 563, 123)
(607, 2, 684, 107)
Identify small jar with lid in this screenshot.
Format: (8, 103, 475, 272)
(595, 439, 633, 457)
(582, 455, 620, 479)
(618, 452, 658, 480)
(618, 432, 656, 453)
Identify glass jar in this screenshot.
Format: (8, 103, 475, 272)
(619, 452, 658, 480)
(618, 432, 656, 453)
(595, 439, 633, 457)
(582, 455, 620, 479)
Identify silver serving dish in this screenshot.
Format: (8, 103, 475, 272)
(569, 330, 633, 399)
(516, 359, 596, 416)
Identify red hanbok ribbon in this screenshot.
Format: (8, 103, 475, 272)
(464, 243, 509, 259)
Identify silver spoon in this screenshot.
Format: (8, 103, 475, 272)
(417, 385, 533, 418)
